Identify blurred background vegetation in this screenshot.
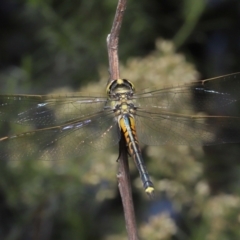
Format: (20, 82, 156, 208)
(0, 0, 240, 239)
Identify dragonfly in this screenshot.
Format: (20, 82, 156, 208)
(0, 72, 240, 197)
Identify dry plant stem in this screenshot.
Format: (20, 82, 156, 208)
(107, 0, 127, 81)
(118, 137, 139, 240)
(107, 0, 139, 239)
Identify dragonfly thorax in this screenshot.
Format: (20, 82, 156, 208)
(113, 100, 136, 120)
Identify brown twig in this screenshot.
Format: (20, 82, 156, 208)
(107, 0, 126, 81)
(107, 0, 139, 239)
(118, 137, 139, 240)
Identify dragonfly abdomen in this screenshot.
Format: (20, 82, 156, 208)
(119, 115, 154, 197)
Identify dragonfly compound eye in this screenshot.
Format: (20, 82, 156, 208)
(106, 79, 135, 96)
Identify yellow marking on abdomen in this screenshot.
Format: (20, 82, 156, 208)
(119, 116, 140, 156)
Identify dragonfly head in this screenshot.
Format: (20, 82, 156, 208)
(106, 79, 135, 97)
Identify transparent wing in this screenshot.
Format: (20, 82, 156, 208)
(133, 72, 240, 116)
(135, 109, 240, 145)
(0, 92, 108, 127)
(0, 109, 120, 161)
(133, 72, 240, 145)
